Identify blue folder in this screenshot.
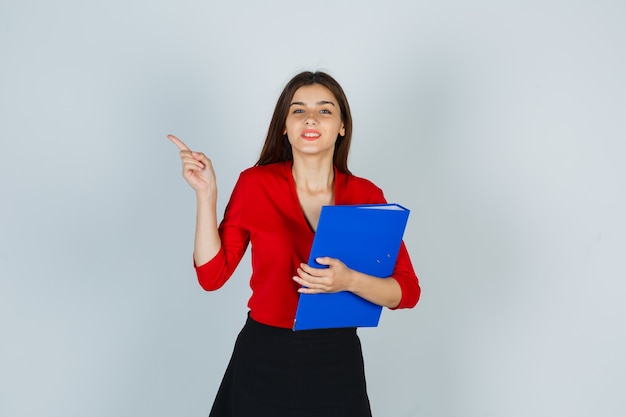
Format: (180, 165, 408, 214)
(293, 203, 410, 331)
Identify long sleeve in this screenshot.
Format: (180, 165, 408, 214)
(390, 241, 421, 309)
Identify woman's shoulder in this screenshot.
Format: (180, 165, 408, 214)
(347, 172, 381, 189)
(237, 161, 290, 184)
(338, 169, 381, 190)
(337, 170, 386, 203)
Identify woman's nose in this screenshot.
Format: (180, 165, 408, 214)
(305, 113, 318, 125)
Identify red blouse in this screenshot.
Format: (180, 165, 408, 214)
(195, 161, 420, 329)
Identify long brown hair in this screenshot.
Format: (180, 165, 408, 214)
(255, 71, 353, 174)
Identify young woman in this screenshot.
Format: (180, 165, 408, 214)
(169, 71, 420, 417)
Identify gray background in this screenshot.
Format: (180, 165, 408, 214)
(1, 1, 625, 416)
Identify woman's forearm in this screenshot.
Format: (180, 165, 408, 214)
(349, 272, 402, 308)
(193, 191, 221, 266)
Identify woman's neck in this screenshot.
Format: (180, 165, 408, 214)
(291, 155, 334, 193)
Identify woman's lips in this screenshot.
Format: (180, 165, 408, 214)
(301, 129, 321, 141)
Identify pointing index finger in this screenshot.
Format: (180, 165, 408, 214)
(167, 134, 191, 151)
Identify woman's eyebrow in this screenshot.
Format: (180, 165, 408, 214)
(289, 100, 336, 107)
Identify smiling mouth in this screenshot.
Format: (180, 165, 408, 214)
(302, 130, 321, 141)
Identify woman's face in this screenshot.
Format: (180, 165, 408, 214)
(283, 84, 345, 161)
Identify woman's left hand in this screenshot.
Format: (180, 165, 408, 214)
(293, 257, 356, 294)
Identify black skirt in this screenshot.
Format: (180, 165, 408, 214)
(209, 314, 372, 417)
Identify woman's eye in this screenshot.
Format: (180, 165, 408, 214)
(320, 109, 331, 114)
(293, 109, 304, 114)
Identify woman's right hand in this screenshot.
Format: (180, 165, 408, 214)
(167, 134, 217, 196)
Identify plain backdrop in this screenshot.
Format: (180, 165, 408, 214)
(1, 1, 625, 416)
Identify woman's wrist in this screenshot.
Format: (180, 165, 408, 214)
(196, 188, 217, 203)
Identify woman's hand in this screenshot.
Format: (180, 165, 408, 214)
(293, 257, 357, 294)
(294, 257, 403, 307)
(167, 134, 216, 196)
